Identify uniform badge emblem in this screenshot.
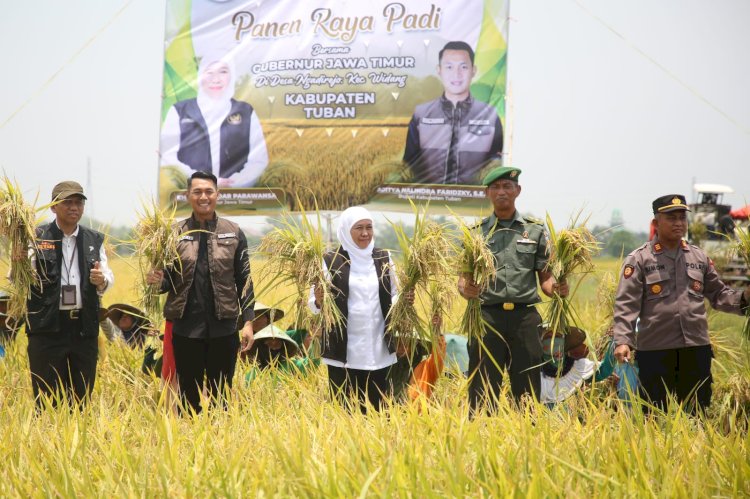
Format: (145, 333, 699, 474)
(623, 265, 634, 279)
(510, 170, 518, 178)
(654, 243, 662, 252)
(672, 197, 681, 205)
(227, 113, 242, 125)
(651, 284, 662, 295)
(692, 280, 701, 292)
(522, 231, 529, 239)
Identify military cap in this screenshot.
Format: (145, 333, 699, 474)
(51, 181, 87, 201)
(482, 166, 522, 186)
(652, 194, 690, 214)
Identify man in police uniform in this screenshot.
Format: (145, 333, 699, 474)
(613, 194, 749, 413)
(403, 41, 503, 185)
(24, 181, 114, 408)
(459, 166, 567, 412)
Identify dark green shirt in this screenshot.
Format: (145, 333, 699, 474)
(479, 211, 549, 305)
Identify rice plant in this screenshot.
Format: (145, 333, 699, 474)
(386, 202, 453, 351)
(455, 217, 496, 341)
(730, 222, 750, 337)
(0, 176, 43, 327)
(254, 197, 342, 337)
(131, 198, 181, 327)
(544, 212, 600, 339)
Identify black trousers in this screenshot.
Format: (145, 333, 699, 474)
(636, 345, 713, 414)
(468, 306, 543, 413)
(327, 365, 392, 413)
(27, 316, 98, 409)
(172, 333, 239, 415)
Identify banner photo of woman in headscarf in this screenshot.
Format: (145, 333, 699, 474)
(158, 0, 509, 215)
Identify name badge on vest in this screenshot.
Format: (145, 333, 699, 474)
(227, 113, 242, 125)
(179, 235, 194, 242)
(218, 233, 236, 239)
(468, 119, 490, 126)
(421, 118, 445, 125)
(61, 285, 77, 306)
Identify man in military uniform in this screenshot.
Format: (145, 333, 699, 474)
(458, 166, 567, 412)
(613, 194, 750, 413)
(403, 41, 503, 185)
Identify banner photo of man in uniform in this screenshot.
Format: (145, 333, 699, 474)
(158, 0, 509, 215)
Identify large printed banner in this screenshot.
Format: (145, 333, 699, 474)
(159, 0, 509, 215)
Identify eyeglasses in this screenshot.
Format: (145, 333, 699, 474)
(60, 198, 85, 207)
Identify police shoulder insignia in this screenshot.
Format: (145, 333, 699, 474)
(680, 240, 688, 250)
(651, 283, 662, 295)
(227, 113, 242, 125)
(692, 280, 702, 292)
(523, 216, 543, 225)
(654, 242, 663, 253)
(623, 265, 634, 279)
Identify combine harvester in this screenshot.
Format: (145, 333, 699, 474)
(689, 183, 750, 288)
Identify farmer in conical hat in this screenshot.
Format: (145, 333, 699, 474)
(101, 303, 156, 349)
(244, 324, 319, 384)
(459, 166, 568, 413)
(613, 194, 750, 413)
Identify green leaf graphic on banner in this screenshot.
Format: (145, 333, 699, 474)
(161, 0, 198, 121)
(471, 0, 508, 118)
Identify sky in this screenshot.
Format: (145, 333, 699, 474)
(1, 0, 748, 234)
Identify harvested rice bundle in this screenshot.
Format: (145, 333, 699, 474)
(387, 203, 453, 350)
(132, 199, 181, 326)
(0, 176, 42, 327)
(456, 217, 496, 341)
(544, 212, 600, 339)
(711, 374, 750, 433)
(731, 223, 750, 337)
(255, 200, 341, 334)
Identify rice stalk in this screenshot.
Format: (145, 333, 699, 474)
(386, 201, 453, 351)
(0, 176, 42, 327)
(131, 198, 181, 327)
(455, 216, 496, 341)
(544, 212, 600, 338)
(254, 196, 342, 337)
(730, 222, 750, 337)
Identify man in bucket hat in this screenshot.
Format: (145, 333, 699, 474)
(613, 194, 750, 413)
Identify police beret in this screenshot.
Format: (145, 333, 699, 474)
(652, 194, 690, 214)
(482, 166, 522, 186)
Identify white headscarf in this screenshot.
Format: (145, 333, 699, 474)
(337, 206, 375, 268)
(196, 52, 236, 124)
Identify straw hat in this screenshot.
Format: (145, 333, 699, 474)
(253, 301, 285, 322)
(106, 303, 156, 333)
(542, 327, 589, 364)
(248, 324, 298, 357)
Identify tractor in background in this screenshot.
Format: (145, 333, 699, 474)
(688, 183, 749, 289)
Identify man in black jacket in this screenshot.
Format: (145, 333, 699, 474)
(24, 181, 114, 408)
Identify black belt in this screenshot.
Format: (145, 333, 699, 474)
(60, 309, 81, 320)
(481, 302, 533, 311)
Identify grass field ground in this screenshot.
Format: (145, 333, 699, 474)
(0, 256, 748, 497)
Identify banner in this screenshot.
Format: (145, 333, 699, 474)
(159, 0, 509, 215)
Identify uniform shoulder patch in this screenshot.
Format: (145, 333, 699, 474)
(623, 264, 635, 279)
(522, 216, 544, 225)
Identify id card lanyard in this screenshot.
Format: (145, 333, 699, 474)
(61, 237, 78, 307)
